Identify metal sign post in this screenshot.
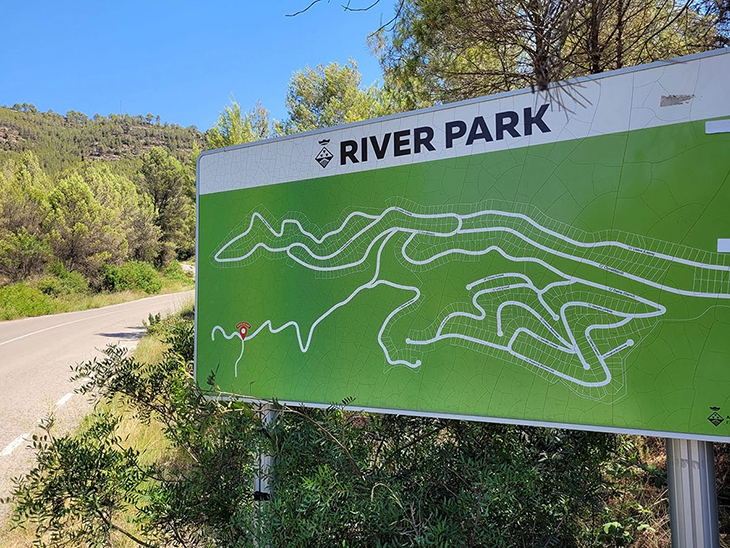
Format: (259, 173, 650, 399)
(253, 405, 277, 546)
(254, 405, 276, 500)
(667, 438, 719, 547)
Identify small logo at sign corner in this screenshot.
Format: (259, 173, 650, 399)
(708, 407, 724, 427)
(315, 139, 333, 168)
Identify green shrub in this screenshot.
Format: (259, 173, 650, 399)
(143, 312, 163, 335)
(162, 259, 190, 282)
(37, 262, 89, 296)
(5, 410, 150, 545)
(100, 260, 162, 294)
(120, 261, 162, 293)
(176, 244, 195, 262)
(64, 270, 88, 292)
(35, 275, 64, 296)
(0, 229, 52, 282)
(7, 311, 625, 547)
(99, 263, 123, 292)
(0, 282, 57, 319)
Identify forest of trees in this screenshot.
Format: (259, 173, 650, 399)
(0, 108, 201, 282)
(0, 57, 399, 310)
(0, 150, 194, 276)
(0, 108, 203, 318)
(0, 106, 202, 174)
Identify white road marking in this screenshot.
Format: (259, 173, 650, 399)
(55, 392, 74, 408)
(0, 293, 192, 462)
(1, 433, 29, 457)
(210, 206, 730, 388)
(0, 392, 73, 458)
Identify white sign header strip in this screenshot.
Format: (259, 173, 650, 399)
(198, 50, 730, 196)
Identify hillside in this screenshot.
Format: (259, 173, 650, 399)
(0, 104, 204, 176)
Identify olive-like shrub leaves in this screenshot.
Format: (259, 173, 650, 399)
(7, 315, 626, 547)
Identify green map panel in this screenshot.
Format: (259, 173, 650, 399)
(197, 119, 730, 440)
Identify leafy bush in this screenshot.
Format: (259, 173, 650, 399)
(581, 437, 667, 546)
(98, 263, 122, 292)
(267, 412, 618, 547)
(0, 282, 56, 319)
(35, 276, 64, 297)
(100, 260, 162, 294)
(6, 312, 630, 547)
(6, 412, 150, 546)
(121, 261, 162, 294)
(176, 245, 195, 261)
(36, 261, 89, 296)
(0, 229, 51, 282)
(142, 312, 163, 335)
(162, 259, 191, 282)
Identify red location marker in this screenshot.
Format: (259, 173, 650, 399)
(236, 322, 251, 340)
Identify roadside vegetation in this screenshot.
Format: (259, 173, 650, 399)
(0, 259, 192, 321)
(0, 305, 682, 546)
(0, 118, 197, 319)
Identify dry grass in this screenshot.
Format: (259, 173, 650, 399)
(59, 279, 193, 312)
(133, 325, 172, 366)
(0, 521, 34, 547)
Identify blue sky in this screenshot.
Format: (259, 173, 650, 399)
(1, 1, 390, 131)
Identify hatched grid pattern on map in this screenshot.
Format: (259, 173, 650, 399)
(208, 199, 730, 404)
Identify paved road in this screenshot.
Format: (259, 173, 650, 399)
(0, 291, 194, 526)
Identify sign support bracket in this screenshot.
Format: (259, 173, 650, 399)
(666, 438, 719, 547)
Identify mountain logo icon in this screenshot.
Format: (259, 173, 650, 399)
(315, 146, 333, 168)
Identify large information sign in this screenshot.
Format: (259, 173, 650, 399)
(196, 50, 730, 442)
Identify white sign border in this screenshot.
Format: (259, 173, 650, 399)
(195, 48, 730, 443)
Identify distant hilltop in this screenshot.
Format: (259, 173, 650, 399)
(0, 104, 204, 175)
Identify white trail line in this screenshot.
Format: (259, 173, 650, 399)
(210, 206, 730, 388)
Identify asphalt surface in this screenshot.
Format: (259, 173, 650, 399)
(0, 290, 194, 528)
